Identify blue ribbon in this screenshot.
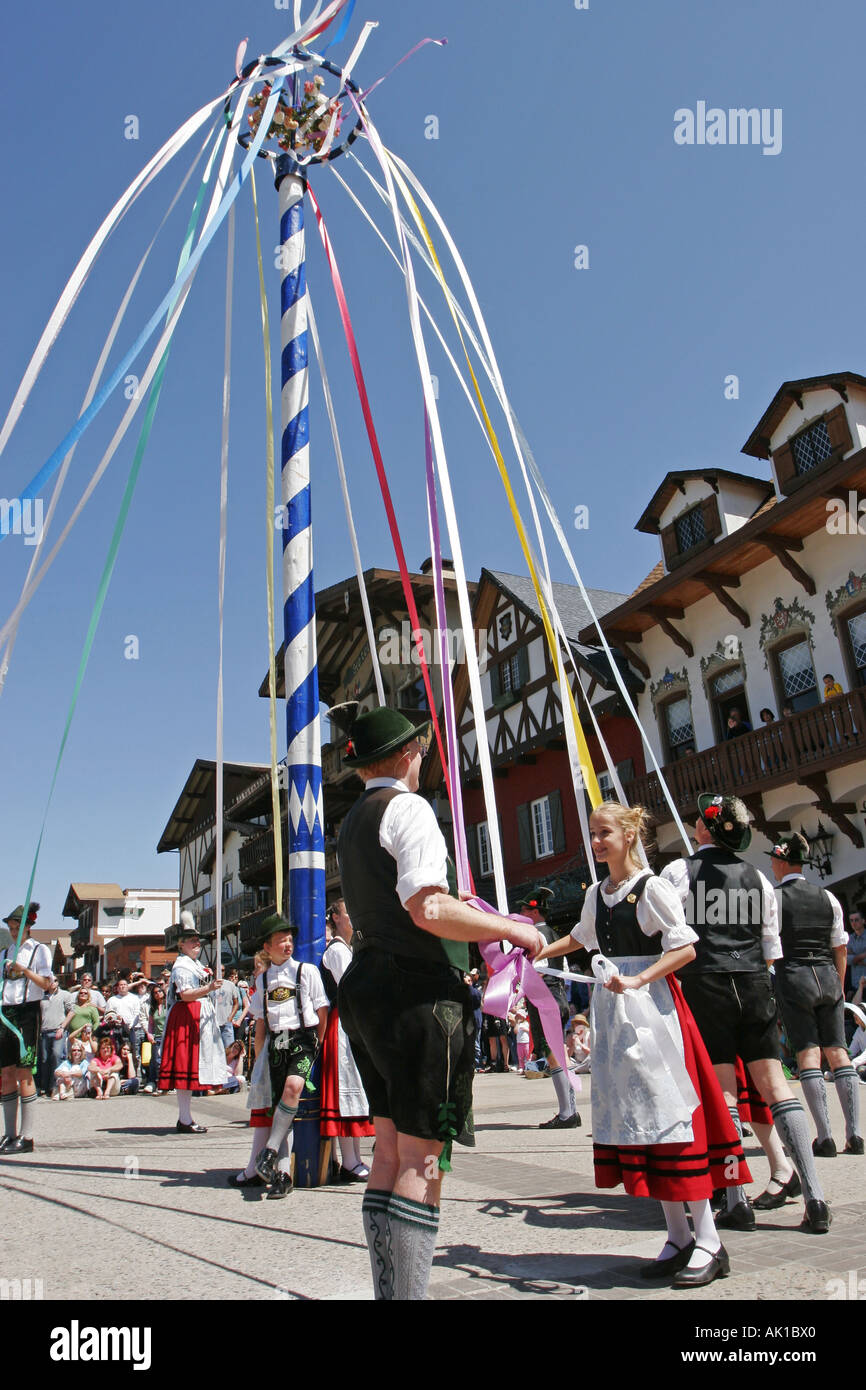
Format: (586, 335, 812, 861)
(2, 76, 289, 545)
(323, 0, 355, 49)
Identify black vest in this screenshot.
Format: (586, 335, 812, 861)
(678, 848, 765, 976)
(594, 873, 657, 957)
(337, 785, 467, 969)
(778, 877, 835, 966)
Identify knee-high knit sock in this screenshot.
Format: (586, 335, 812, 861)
(725, 1105, 747, 1211)
(2, 1091, 17, 1140)
(833, 1066, 861, 1142)
(551, 1066, 575, 1119)
(266, 1101, 298, 1154)
(276, 1132, 294, 1176)
(177, 1090, 193, 1125)
(390, 1194, 440, 1301)
(771, 1099, 825, 1204)
(19, 1092, 36, 1140)
(361, 1189, 394, 1301)
(799, 1068, 832, 1143)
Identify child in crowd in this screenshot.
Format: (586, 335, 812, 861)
(222, 1040, 246, 1093)
(118, 1042, 140, 1095)
(54, 1041, 91, 1100)
(567, 1014, 592, 1074)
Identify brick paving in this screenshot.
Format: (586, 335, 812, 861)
(0, 1072, 864, 1301)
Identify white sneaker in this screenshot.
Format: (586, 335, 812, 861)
(143, 1084, 155, 1094)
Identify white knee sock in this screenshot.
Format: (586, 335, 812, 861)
(177, 1091, 193, 1125)
(241, 1128, 269, 1180)
(658, 1199, 691, 1258)
(685, 1198, 721, 1268)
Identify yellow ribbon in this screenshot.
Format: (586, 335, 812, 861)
(251, 166, 284, 914)
(383, 149, 601, 808)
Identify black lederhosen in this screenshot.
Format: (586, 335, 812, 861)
(774, 963, 846, 1053)
(266, 1028, 320, 1110)
(0, 1001, 41, 1070)
(338, 948, 475, 1148)
(681, 972, 779, 1066)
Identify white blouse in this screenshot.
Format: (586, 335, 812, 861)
(570, 872, 698, 955)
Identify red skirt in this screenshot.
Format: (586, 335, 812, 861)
(319, 1008, 374, 1139)
(593, 975, 752, 1201)
(158, 1000, 201, 1092)
(736, 1056, 774, 1127)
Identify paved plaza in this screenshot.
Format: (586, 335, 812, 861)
(1, 1071, 864, 1302)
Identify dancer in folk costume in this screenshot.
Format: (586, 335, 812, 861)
(320, 899, 373, 1182)
(661, 794, 831, 1235)
(767, 833, 862, 1159)
(535, 802, 750, 1289)
(158, 914, 227, 1132)
(247, 915, 329, 1199)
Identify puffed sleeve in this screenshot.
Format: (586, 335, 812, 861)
(570, 884, 600, 951)
(638, 876, 699, 952)
(172, 965, 199, 995)
(659, 857, 690, 905)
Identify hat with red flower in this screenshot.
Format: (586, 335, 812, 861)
(697, 792, 752, 851)
(329, 700, 430, 768)
(765, 832, 809, 865)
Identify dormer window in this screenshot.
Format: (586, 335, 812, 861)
(791, 419, 832, 477)
(674, 505, 707, 553)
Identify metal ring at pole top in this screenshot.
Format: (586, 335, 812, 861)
(224, 46, 363, 178)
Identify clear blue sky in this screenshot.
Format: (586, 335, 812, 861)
(1, 0, 864, 935)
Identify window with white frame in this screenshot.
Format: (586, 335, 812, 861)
(597, 771, 617, 802)
(477, 822, 492, 877)
(531, 796, 555, 858)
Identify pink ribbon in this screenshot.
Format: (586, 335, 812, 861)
(470, 897, 581, 1094)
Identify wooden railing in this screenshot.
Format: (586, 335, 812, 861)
(238, 823, 286, 878)
(196, 891, 258, 939)
(624, 688, 866, 821)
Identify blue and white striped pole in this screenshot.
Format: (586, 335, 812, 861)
(275, 152, 326, 969)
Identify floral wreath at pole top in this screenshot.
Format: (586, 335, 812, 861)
(224, 49, 364, 166)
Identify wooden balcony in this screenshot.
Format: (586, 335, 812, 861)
(238, 824, 286, 884)
(190, 891, 259, 941)
(239, 904, 277, 953)
(624, 688, 866, 826)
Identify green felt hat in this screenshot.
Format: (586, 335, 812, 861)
(697, 793, 752, 852)
(2, 903, 39, 924)
(255, 913, 297, 951)
(514, 886, 554, 914)
(334, 702, 430, 768)
(765, 832, 810, 865)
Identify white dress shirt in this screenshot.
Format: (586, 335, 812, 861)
(251, 959, 328, 1032)
(0, 939, 54, 1004)
(321, 937, 352, 987)
(365, 777, 449, 907)
(661, 846, 782, 960)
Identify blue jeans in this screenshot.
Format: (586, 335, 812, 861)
(38, 1032, 67, 1093)
(146, 1038, 163, 1087)
(219, 1022, 235, 1051)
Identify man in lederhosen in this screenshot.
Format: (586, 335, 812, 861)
(335, 703, 545, 1300)
(661, 793, 830, 1235)
(515, 887, 579, 1130)
(767, 832, 862, 1158)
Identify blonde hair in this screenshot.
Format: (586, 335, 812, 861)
(590, 801, 651, 872)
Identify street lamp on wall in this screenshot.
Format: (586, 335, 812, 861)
(801, 821, 835, 880)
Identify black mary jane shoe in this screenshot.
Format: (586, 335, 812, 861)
(339, 1165, 369, 1183)
(753, 1170, 801, 1210)
(266, 1172, 293, 1200)
(640, 1240, 695, 1280)
(800, 1199, 832, 1234)
(672, 1244, 730, 1289)
(175, 1121, 207, 1134)
(227, 1172, 265, 1188)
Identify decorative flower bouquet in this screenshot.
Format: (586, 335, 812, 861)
(247, 77, 343, 154)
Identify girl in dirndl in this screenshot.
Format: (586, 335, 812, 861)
(535, 802, 750, 1289)
(319, 900, 374, 1181)
(158, 914, 227, 1133)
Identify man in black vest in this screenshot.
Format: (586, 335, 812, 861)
(335, 703, 545, 1300)
(515, 887, 579, 1130)
(767, 833, 862, 1158)
(662, 793, 830, 1234)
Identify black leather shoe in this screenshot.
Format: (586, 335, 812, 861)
(812, 1136, 837, 1158)
(800, 1199, 832, 1234)
(715, 1199, 755, 1231)
(338, 1166, 369, 1183)
(0, 1135, 18, 1153)
(538, 1113, 581, 1129)
(176, 1121, 207, 1134)
(640, 1240, 695, 1279)
(3, 1137, 34, 1155)
(753, 1170, 801, 1210)
(266, 1172, 293, 1200)
(227, 1172, 265, 1188)
(672, 1244, 730, 1289)
(255, 1146, 278, 1183)
(843, 1136, 865, 1155)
